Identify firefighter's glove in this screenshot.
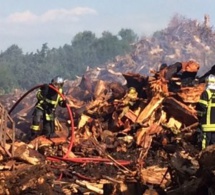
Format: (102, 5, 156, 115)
(47, 108, 55, 115)
(64, 99, 70, 105)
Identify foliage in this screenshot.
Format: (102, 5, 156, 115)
(0, 29, 137, 94)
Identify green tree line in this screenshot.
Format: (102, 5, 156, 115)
(0, 29, 138, 94)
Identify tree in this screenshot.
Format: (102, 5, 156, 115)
(71, 31, 98, 70)
(95, 31, 120, 64)
(118, 28, 138, 44)
(117, 28, 138, 54)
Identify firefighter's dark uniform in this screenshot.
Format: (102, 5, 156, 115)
(196, 89, 215, 149)
(30, 84, 66, 138)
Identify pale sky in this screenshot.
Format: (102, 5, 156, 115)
(1, 0, 215, 53)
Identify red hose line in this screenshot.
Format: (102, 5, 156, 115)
(8, 84, 75, 157)
(8, 84, 44, 115)
(46, 156, 131, 166)
(48, 84, 75, 158)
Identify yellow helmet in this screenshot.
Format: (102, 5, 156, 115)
(127, 87, 138, 99)
(128, 87, 137, 93)
(128, 87, 137, 94)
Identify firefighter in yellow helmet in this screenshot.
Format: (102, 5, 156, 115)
(30, 76, 68, 139)
(196, 74, 215, 149)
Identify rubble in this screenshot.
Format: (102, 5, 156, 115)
(0, 58, 215, 195)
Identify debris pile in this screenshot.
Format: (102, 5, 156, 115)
(0, 58, 215, 195)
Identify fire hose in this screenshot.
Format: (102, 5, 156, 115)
(9, 84, 131, 167)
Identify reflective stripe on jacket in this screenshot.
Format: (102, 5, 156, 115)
(199, 89, 215, 132)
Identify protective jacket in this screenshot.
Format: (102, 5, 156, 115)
(196, 89, 215, 132)
(36, 84, 65, 114)
(30, 84, 66, 132)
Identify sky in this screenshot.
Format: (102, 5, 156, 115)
(1, 0, 215, 53)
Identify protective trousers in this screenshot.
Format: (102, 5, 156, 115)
(31, 107, 55, 137)
(202, 132, 215, 149)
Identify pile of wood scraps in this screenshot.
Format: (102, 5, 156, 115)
(0, 60, 215, 195)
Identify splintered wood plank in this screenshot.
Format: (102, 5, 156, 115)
(29, 136, 67, 147)
(140, 166, 170, 187)
(136, 123, 162, 147)
(124, 109, 137, 122)
(176, 83, 205, 103)
(136, 94, 164, 124)
(163, 97, 198, 126)
(13, 142, 45, 165)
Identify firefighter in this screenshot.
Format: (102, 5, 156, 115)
(30, 76, 68, 139)
(196, 74, 215, 149)
(114, 87, 138, 126)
